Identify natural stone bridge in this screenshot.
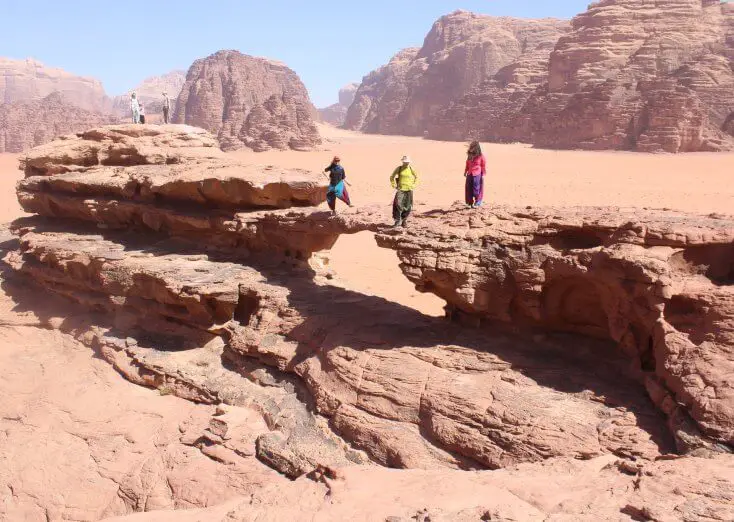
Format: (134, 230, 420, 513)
(6, 125, 733, 480)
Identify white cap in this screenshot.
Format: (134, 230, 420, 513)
(401, 155, 411, 163)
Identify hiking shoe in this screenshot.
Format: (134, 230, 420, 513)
(401, 220, 408, 228)
(474, 201, 483, 208)
(392, 220, 402, 228)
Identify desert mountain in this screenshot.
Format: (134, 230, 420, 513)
(112, 69, 186, 116)
(319, 83, 359, 126)
(0, 57, 110, 112)
(344, 11, 569, 136)
(173, 50, 321, 152)
(0, 92, 118, 153)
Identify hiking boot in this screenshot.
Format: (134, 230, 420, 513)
(401, 219, 408, 228)
(392, 219, 402, 228)
(474, 201, 483, 208)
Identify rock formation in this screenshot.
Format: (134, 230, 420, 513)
(4, 126, 734, 519)
(319, 83, 359, 126)
(173, 50, 321, 152)
(350, 3, 734, 152)
(0, 57, 110, 112)
(112, 70, 187, 116)
(344, 11, 569, 136)
(507, 0, 734, 152)
(0, 92, 118, 153)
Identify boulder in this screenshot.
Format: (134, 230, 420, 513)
(173, 50, 321, 152)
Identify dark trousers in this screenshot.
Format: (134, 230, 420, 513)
(392, 190, 413, 222)
(163, 107, 169, 124)
(465, 175, 484, 205)
(140, 115, 146, 124)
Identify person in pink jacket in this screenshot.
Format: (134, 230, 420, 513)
(464, 140, 486, 208)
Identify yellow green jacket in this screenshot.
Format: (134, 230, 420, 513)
(390, 165, 419, 191)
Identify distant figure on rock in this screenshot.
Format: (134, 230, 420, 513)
(130, 92, 140, 124)
(464, 141, 485, 208)
(324, 155, 352, 215)
(390, 155, 418, 228)
(162, 91, 171, 124)
(139, 103, 146, 124)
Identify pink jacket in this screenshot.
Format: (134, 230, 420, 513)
(465, 154, 486, 177)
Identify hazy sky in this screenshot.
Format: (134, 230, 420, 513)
(1, 1, 590, 107)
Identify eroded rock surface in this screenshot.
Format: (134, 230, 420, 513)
(513, 0, 734, 152)
(173, 50, 321, 152)
(0, 92, 118, 153)
(344, 11, 569, 136)
(376, 204, 734, 450)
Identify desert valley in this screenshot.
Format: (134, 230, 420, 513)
(1, 1, 734, 521)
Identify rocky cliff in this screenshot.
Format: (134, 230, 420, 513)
(0, 92, 118, 153)
(173, 50, 321, 152)
(319, 83, 359, 126)
(5, 126, 734, 519)
(344, 11, 569, 136)
(351, 3, 734, 152)
(509, 0, 734, 152)
(0, 57, 110, 112)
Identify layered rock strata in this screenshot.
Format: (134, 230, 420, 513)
(173, 50, 321, 151)
(7, 128, 734, 494)
(0, 92, 118, 153)
(511, 0, 734, 152)
(344, 11, 569, 136)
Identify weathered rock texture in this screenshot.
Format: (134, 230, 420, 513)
(508, 0, 734, 152)
(0, 57, 110, 112)
(173, 50, 322, 152)
(112, 70, 186, 115)
(6, 127, 734, 519)
(350, 4, 734, 152)
(0, 92, 118, 153)
(376, 204, 734, 450)
(344, 11, 569, 136)
(318, 83, 359, 126)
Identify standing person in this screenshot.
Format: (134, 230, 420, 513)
(464, 140, 486, 208)
(390, 155, 418, 227)
(324, 155, 352, 215)
(162, 91, 171, 124)
(130, 92, 140, 124)
(139, 103, 146, 124)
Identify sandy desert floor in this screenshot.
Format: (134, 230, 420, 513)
(2, 127, 733, 317)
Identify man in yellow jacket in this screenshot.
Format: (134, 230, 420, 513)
(390, 155, 418, 227)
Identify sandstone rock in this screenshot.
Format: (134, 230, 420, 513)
(112, 70, 186, 116)
(319, 83, 359, 127)
(375, 204, 734, 449)
(21, 123, 222, 177)
(103, 455, 734, 522)
(173, 50, 321, 151)
(0, 57, 111, 112)
(0, 92, 118, 153)
(509, 0, 734, 151)
(344, 11, 569, 136)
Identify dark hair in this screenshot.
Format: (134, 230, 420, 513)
(467, 141, 482, 159)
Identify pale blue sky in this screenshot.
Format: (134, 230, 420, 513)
(1, 1, 590, 107)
